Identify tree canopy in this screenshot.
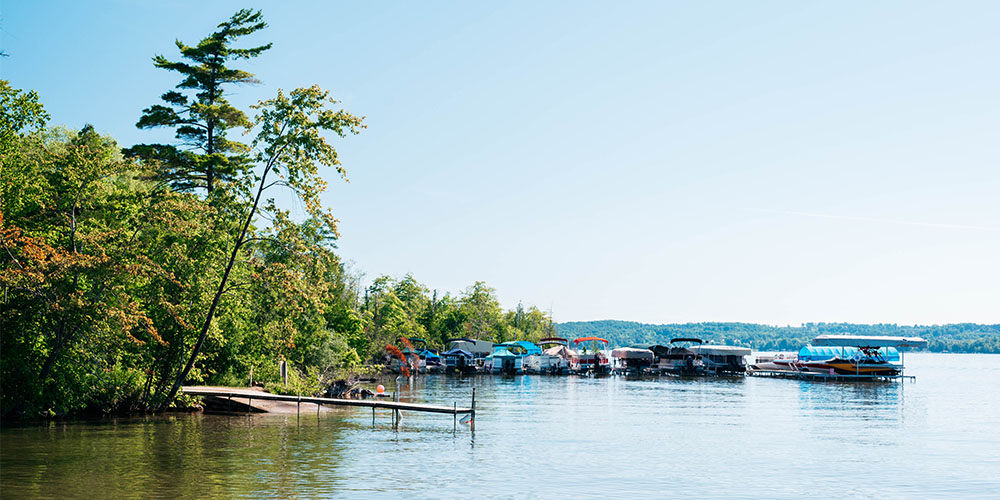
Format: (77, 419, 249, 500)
(126, 9, 271, 194)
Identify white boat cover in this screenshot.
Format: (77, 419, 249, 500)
(543, 345, 575, 359)
(811, 335, 928, 348)
(689, 345, 752, 356)
(611, 347, 654, 360)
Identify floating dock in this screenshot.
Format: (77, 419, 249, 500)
(747, 370, 915, 382)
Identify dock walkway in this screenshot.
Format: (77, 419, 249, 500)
(181, 386, 474, 415)
(747, 370, 915, 382)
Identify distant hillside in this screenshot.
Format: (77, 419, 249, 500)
(554, 320, 1000, 353)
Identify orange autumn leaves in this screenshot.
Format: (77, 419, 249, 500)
(0, 210, 162, 346)
(385, 336, 419, 377)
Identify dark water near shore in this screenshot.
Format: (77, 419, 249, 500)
(2, 353, 999, 499)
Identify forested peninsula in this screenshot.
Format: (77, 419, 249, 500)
(3, 10, 996, 421)
(0, 10, 554, 419)
(556, 321, 1000, 353)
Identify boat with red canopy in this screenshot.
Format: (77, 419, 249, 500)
(570, 337, 611, 376)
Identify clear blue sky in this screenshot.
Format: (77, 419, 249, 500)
(3, 1, 998, 325)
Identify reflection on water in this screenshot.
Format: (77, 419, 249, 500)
(2, 354, 999, 499)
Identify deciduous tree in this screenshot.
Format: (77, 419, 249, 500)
(159, 85, 364, 408)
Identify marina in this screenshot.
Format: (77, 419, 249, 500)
(5, 353, 998, 499)
(388, 334, 927, 381)
(181, 335, 930, 427)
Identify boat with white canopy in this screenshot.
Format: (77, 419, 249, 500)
(525, 337, 571, 374)
(689, 345, 752, 375)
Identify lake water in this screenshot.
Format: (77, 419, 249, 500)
(2, 353, 999, 499)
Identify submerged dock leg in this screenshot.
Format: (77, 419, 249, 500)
(394, 390, 401, 429)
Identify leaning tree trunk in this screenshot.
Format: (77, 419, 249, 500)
(157, 159, 275, 410)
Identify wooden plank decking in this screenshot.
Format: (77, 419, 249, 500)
(181, 386, 474, 414)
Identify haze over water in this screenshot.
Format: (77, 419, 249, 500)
(3, 353, 998, 499)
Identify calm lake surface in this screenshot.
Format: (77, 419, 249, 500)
(3, 353, 999, 499)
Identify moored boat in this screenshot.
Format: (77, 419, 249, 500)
(570, 337, 611, 376)
(442, 348, 476, 374)
(485, 341, 541, 375)
(750, 352, 799, 372)
(750, 335, 927, 380)
(402, 338, 443, 373)
(443, 338, 494, 373)
(689, 344, 751, 375)
(611, 346, 655, 375)
(525, 337, 571, 374)
(649, 338, 705, 376)
(797, 343, 905, 376)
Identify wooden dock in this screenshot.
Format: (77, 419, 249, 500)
(181, 386, 475, 428)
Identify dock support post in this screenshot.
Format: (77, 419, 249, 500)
(297, 396, 301, 418)
(373, 406, 376, 427)
(471, 387, 476, 431)
(248, 396, 252, 415)
(453, 402, 457, 432)
(394, 390, 400, 429)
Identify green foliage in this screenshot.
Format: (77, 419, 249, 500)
(126, 9, 271, 193)
(1, 80, 48, 138)
(356, 276, 557, 357)
(265, 365, 325, 397)
(555, 320, 1000, 353)
(1, 124, 176, 416)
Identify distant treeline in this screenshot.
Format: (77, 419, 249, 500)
(555, 321, 1000, 353)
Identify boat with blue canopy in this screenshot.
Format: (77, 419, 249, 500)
(751, 335, 926, 379)
(485, 341, 541, 375)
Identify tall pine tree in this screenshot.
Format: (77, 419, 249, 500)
(126, 9, 271, 194)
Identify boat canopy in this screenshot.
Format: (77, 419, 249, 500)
(495, 341, 542, 355)
(443, 348, 473, 358)
(573, 337, 609, 344)
(543, 344, 574, 358)
(611, 347, 654, 360)
(404, 337, 429, 348)
(689, 345, 751, 356)
(812, 335, 928, 349)
(798, 345, 900, 362)
(538, 337, 568, 346)
(648, 345, 696, 357)
(670, 338, 703, 345)
(445, 338, 494, 354)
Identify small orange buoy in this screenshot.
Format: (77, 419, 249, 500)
(376, 385, 385, 394)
